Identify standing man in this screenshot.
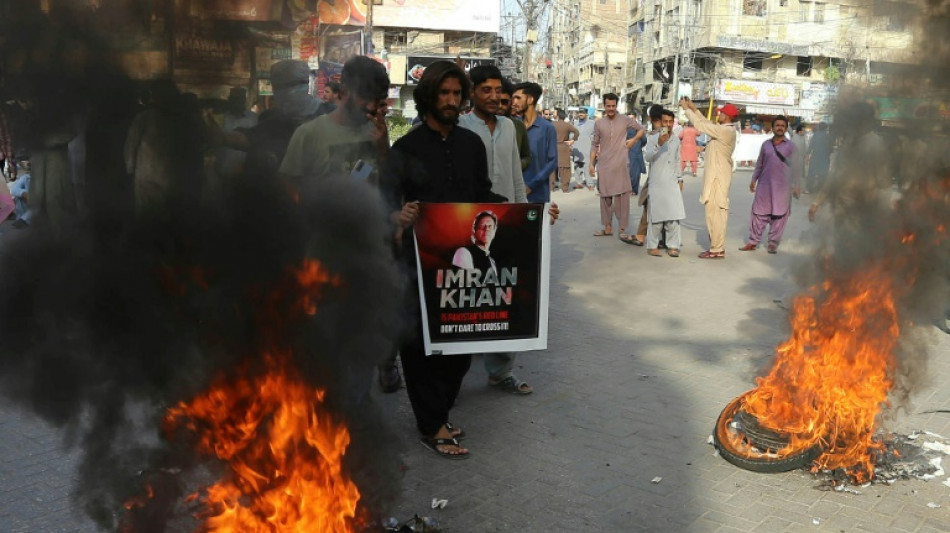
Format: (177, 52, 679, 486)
(681, 97, 738, 259)
(590, 93, 644, 242)
(739, 116, 798, 254)
(626, 112, 647, 195)
(458, 65, 526, 204)
(386, 61, 558, 458)
(322, 81, 342, 111)
(552, 109, 579, 193)
(386, 61, 498, 459)
(679, 121, 700, 175)
(805, 122, 832, 194)
(498, 79, 531, 172)
(571, 106, 595, 190)
(643, 109, 686, 257)
(512, 82, 557, 203)
(459, 67, 532, 395)
(279, 56, 390, 185)
(213, 87, 258, 179)
(790, 124, 808, 192)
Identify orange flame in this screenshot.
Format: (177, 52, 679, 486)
(738, 264, 900, 483)
(145, 259, 361, 531)
(164, 353, 362, 532)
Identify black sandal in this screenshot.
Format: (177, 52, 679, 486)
(419, 435, 469, 460)
(444, 421, 466, 440)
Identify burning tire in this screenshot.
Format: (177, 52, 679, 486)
(713, 391, 824, 473)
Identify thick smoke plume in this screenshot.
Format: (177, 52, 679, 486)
(792, 0, 950, 411)
(0, 1, 403, 530)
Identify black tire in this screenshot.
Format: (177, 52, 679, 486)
(714, 391, 824, 474)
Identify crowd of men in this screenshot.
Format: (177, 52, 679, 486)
(0, 52, 913, 460)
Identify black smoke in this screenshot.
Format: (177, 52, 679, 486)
(0, 1, 404, 530)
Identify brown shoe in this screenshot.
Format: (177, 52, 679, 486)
(698, 250, 725, 259)
(647, 249, 662, 257)
(738, 243, 758, 251)
(667, 248, 680, 257)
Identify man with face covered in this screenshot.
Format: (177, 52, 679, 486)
(279, 56, 389, 184)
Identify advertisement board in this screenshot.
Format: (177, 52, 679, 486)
(715, 79, 797, 106)
(374, 0, 501, 33)
(405, 56, 495, 85)
(413, 202, 551, 355)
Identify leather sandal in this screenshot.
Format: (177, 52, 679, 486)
(698, 250, 725, 259)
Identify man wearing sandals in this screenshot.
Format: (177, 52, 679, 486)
(387, 61, 559, 459)
(643, 109, 686, 257)
(681, 97, 738, 259)
(589, 93, 644, 242)
(457, 66, 534, 397)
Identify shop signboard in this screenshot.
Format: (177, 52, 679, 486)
(174, 23, 235, 69)
(404, 56, 495, 85)
(314, 27, 362, 95)
(374, 0, 500, 33)
(187, 0, 279, 21)
(799, 82, 838, 112)
(715, 79, 796, 106)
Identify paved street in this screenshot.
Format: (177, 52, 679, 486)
(3, 169, 950, 532)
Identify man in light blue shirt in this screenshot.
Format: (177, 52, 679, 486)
(512, 82, 557, 203)
(458, 66, 526, 203)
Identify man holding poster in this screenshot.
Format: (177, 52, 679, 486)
(385, 61, 558, 460)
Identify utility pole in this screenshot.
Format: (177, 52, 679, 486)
(516, 0, 542, 81)
(363, 0, 376, 55)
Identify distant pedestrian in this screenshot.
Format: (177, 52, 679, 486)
(590, 93, 644, 242)
(679, 122, 699, 175)
(643, 109, 686, 257)
(552, 109, 579, 193)
(739, 116, 798, 254)
(681, 97, 738, 259)
(805, 122, 832, 194)
(571, 107, 595, 189)
(626, 112, 647, 194)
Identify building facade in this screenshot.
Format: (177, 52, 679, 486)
(626, 0, 920, 120)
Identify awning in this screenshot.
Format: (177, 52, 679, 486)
(742, 104, 816, 120)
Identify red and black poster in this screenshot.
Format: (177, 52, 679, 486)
(413, 202, 551, 355)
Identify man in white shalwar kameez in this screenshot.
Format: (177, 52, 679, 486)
(643, 109, 686, 257)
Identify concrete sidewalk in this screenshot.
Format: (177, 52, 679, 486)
(2, 170, 949, 532)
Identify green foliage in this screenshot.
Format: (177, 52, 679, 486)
(824, 65, 841, 83)
(387, 113, 413, 144)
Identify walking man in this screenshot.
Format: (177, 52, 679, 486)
(643, 109, 686, 257)
(681, 97, 738, 259)
(739, 116, 799, 254)
(590, 93, 644, 242)
(512, 82, 557, 203)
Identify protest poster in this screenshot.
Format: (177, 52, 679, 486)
(412, 202, 551, 355)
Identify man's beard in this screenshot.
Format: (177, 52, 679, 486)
(344, 99, 371, 125)
(433, 105, 460, 125)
